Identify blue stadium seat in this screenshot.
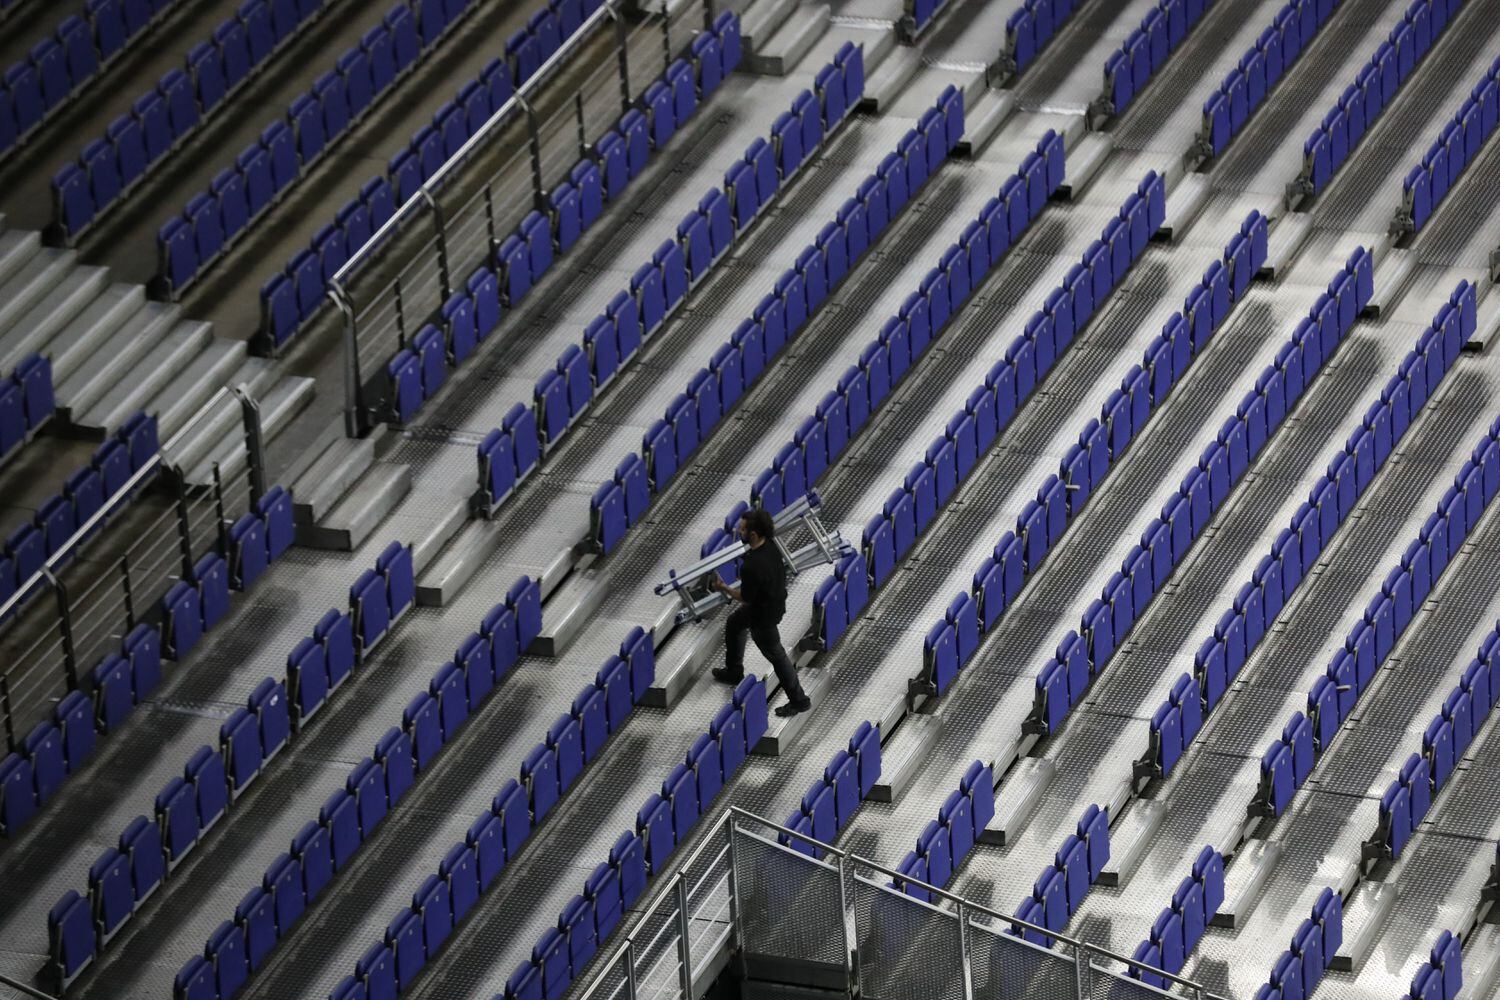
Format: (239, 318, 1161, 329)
(221, 707, 262, 795)
(386, 909, 423, 989)
(350, 569, 389, 653)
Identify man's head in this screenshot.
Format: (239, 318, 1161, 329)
(739, 508, 776, 546)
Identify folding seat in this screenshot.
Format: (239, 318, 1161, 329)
(1444, 687, 1474, 758)
(426, 660, 467, 744)
(255, 482, 292, 566)
(258, 851, 305, 938)
(4, 61, 44, 139)
(385, 909, 424, 990)
(1151, 909, 1184, 975)
(336, 198, 372, 267)
(147, 777, 198, 871)
(132, 91, 173, 166)
(47, 690, 94, 779)
(233, 884, 279, 972)
(220, 707, 263, 796)
(1260, 743, 1294, 817)
(348, 568, 388, 656)
(342, 756, 388, 841)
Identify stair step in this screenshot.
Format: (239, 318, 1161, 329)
(49, 284, 148, 388)
(155, 345, 256, 444)
(163, 353, 271, 470)
(956, 88, 1015, 157)
(290, 431, 380, 524)
(299, 462, 412, 551)
(0, 259, 109, 372)
(0, 226, 42, 290)
(58, 298, 179, 419)
(76, 320, 215, 435)
(183, 374, 316, 486)
(740, 0, 799, 52)
(746, 4, 830, 75)
(862, 46, 923, 113)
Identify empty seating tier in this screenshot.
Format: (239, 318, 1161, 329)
(889, 762, 995, 897)
(0, 352, 53, 468)
(1001, 0, 1084, 76)
(499, 673, 761, 1000)
(262, 0, 673, 355)
(781, 721, 883, 853)
(1102, 0, 1218, 119)
(1197, 0, 1344, 159)
(1398, 55, 1500, 233)
(2, 0, 188, 160)
(1297, 0, 1466, 197)
(1373, 617, 1499, 861)
(384, 14, 753, 427)
(1127, 847, 1225, 985)
(739, 126, 1059, 548)
(149, 0, 507, 296)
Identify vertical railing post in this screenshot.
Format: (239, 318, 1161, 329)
(418, 189, 452, 300)
(837, 851, 856, 991)
(234, 385, 266, 505)
(608, 1, 632, 111)
(957, 901, 974, 1000)
(171, 468, 197, 578)
(329, 286, 364, 437)
(1073, 941, 1090, 1000)
(393, 275, 408, 347)
(0, 676, 15, 752)
(120, 554, 136, 629)
(624, 939, 639, 1000)
(576, 92, 589, 160)
(483, 183, 500, 260)
(727, 812, 743, 943)
(42, 568, 78, 690)
(516, 95, 546, 207)
(675, 876, 694, 998)
(660, 0, 671, 73)
(210, 464, 230, 556)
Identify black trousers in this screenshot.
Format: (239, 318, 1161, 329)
(725, 606, 807, 703)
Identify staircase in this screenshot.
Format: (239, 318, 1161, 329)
(0, 219, 314, 475)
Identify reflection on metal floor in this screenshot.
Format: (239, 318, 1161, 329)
(4, 0, 1500, 996)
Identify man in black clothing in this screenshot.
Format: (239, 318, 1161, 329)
(710, 509, 811, 717)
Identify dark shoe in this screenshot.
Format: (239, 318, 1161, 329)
(711, 667, 743, 685)
(775, 698, 811, 718)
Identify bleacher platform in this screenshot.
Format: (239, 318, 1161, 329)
(2, 0, 1500, 997)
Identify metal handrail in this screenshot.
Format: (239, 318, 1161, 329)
(0, 386, 243, 625)
(578, 806, 1224, 1000)
(0, 970, 61, 1000)
(331, 0, 622, 287)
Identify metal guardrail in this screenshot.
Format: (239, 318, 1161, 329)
(576, 806, 1221, 1000)
(326, 0, 727, 435)
(0, 387, 266, 750)
(0, 971, 60, 1000)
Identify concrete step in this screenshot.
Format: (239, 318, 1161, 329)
(76, 319, 215, 436)
(48, 284, 147, 388)
(299, 462, 412, 551)
(746, 4, 830, 75)
(407, 491, 472, 574)
(0, 226, 42, 290)
(289, 430, 382, 525)
(862, 45, 922, 113)
(740, 0, 799, 53)
(0, 259, 109, 372)
(182, 374, 316, 486)
(155, 344, 255, 444)
(956, 88, 1015, 157)
(57, 298, 179, 420)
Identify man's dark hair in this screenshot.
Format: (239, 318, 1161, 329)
(741, 508, 776, 541)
